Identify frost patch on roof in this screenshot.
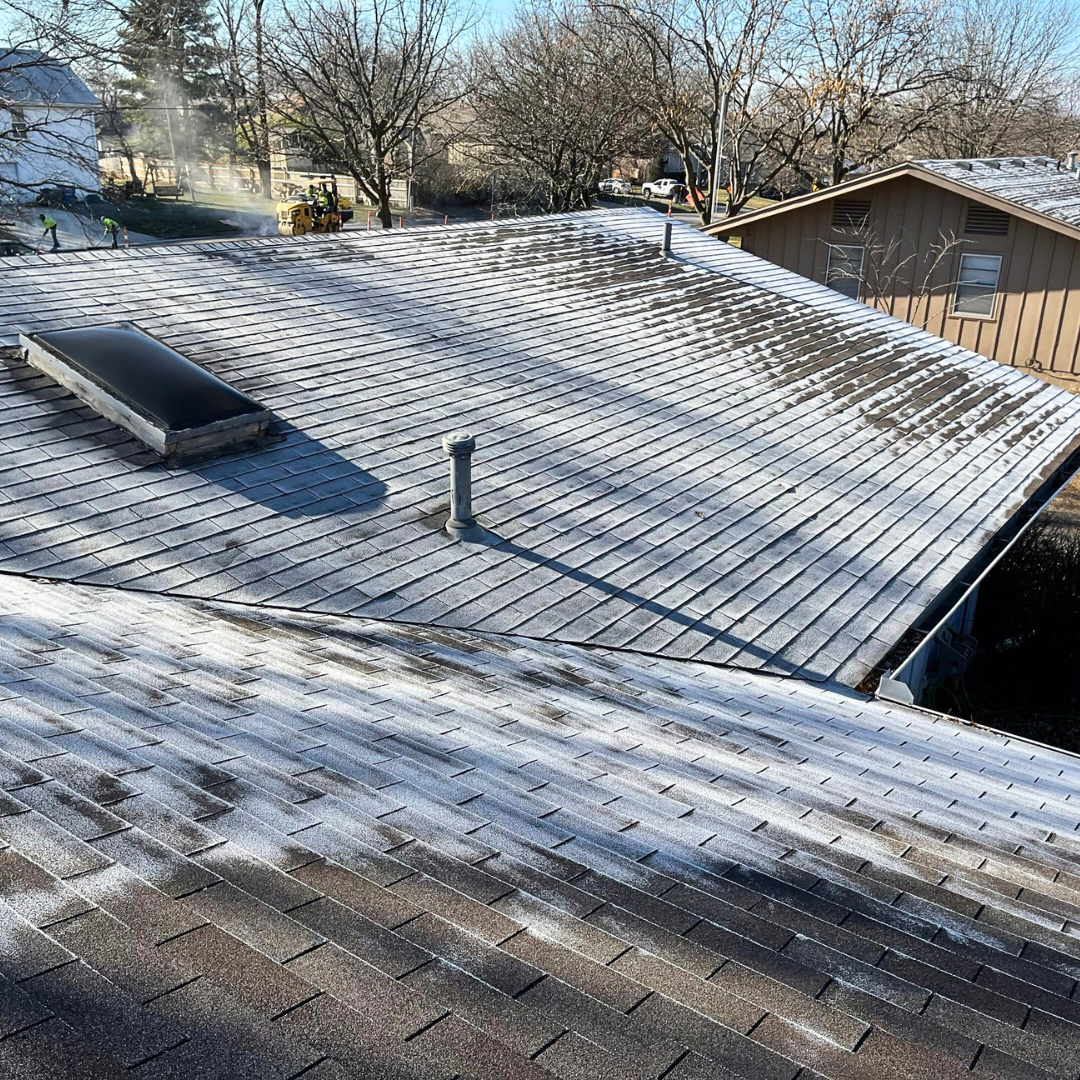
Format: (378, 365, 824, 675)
(0, 209, 1078, 688)
(0, 574, 1079, 1079)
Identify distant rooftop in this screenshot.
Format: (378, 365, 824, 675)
(707, 155, 1080, 243)
(1, 209, 1079, 690)
(916, 156, 1080, 232)
(0, 49, 98, 107)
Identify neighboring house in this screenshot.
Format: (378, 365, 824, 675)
(0, 209, 1080, 1077)
(0, 50, 99, 198)
(706, 156, 1080, 388)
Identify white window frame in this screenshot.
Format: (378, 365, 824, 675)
(952, 252, 1003, 318)
(8, 107, 27, 141)
(826, 244, 865, 300)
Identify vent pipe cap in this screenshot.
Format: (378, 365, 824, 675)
(443, 431, 476, 455)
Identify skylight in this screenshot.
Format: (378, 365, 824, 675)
(20, 323, 271, 457)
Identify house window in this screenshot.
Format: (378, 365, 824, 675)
(832, 199, 871, 228)
(964, 203, 1010, 236)
(953, 253, 1002, 316)
(8, 108, 27, 141)
(826, 244, 865, 299)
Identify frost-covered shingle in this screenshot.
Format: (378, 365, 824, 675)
(0, 574, 1077, 1080)
(0, 208, 1079, 688)
(918, 155, 1080, 231)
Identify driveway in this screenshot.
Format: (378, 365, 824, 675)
(0, 206, 156, 251)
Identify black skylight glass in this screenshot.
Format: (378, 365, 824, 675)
(29, 324, 263, 430)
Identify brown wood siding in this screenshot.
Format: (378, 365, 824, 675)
(727, 176, 1080, 389)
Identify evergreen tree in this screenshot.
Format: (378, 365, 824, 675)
(116, 0, 223, 178)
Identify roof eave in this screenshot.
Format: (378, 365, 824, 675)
(874, 428, 1080, 701)
(703, 164, 917, 234)
(707, 162, 1080, 245)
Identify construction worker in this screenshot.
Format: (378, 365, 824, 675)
(101, 216, 121, 249)
(38, 212, 58, 252)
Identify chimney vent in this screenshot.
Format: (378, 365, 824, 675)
(661, 221, 672, 258)
(442, 431, 482, 541)
(1069, 151, 1079, 175)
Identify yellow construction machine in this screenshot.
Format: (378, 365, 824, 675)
(276, 181, 354, 236)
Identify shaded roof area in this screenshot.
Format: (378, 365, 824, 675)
(1, 572, 1080, 1080)
(0, 50, 99, 107)
(2, 209, 1080, 689)
(917, 156, 1080, 231)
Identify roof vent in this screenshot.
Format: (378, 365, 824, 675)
(19, 323, 271, 457)
(964, 202, 1010, 236)
(955, 161, 973, 171)
(831, 199, 871, 228)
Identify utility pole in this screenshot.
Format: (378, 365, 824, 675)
(407, 127, 417, 211)
(709, 90, 730, 225)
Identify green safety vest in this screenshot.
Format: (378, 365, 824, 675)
(103, 219, 119, 230)
(41, 216, 56, 229)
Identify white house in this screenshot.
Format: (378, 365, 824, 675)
(0, 50, 99, 199)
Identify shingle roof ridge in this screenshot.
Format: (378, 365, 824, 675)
(912, 155, 1057, 166)
(0, 206, 1061, 389)
(8, 567, 1080, 769)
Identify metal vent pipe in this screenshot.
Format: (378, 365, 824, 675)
(442, 431, 481, 540)
(661, 221, 672, 258)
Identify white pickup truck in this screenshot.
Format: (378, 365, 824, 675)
(641, 178, 687, 200)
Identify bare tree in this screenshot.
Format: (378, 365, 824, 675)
(916, 0, 1078, 159)
(0, 0, 116, 201)
(214, 0, 272, 194)
(822, 221, 969, 329)
(792, 0, 950, 186)
(608, 0, 819, 223)
(471, 1, 653, 214)
(266, 0, 471, 228)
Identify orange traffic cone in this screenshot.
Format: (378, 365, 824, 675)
(367, 211, 372, 230)
(123, 226, 129, 248)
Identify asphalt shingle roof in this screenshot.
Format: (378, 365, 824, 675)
(2, 210, 1080, 688)
(917, 156, 1080, 232)
(0, 572, 1079, 1080)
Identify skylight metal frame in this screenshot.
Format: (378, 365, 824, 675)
(19, 322, 272, 457)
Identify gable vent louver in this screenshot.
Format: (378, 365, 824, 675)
(20, 323, 272, 457)
(831, 199, 871, 228)
(964, 203, 1010, 236)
